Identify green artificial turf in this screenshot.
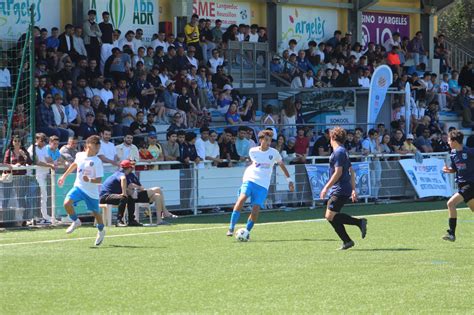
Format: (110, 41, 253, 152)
(1, 201, 473, 314)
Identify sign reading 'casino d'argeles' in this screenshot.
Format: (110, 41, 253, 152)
(0, 0, 60, 42)
(87, 0, 159, 43)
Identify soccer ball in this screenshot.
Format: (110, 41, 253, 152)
(235, 228, 250, 242)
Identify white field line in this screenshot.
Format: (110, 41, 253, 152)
(0, 209, 452, 247)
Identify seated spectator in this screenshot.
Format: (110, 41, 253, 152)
(135, 140, 156, 171)
(390, 129, 407, 154)
(225, 102, 242, 131)
(357, 68, 371, 88)
(167, 112, 186, 133)
(162, 130, 180, 169)
(78, 113, 99, 141)
(129, 111, 147, 145)
(285, 137, 306, 164)
(433, 132, 450, 152)
(179, 132, 201, 168)
(240, 97, 256, 123)
(219, 129, 239, 167)
(207, 49, 223, 74)
(462, 98, 474, 129)
(344, 131, 357, 154)
(125, 161, 176, 225)
(311, 129, 330, 157)
(36, 92, 70, 142)
(414, 128, 433, 152)
(116, 134, 140, 162)
(235, 126, 250, 161)
(59, 137, 79, 165)
(177, 86, 199, 128)
(51, 94, 74, 137)
(402, 134, 418, 153)
(294, 128, 310, 158)
(379, 134, 393, 154)
(387, 46, 401, 74)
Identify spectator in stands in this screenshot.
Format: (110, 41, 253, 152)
(225, 102, 242, 131)
(401, 133, 417, 154)
(83, 10, 102, 61)
(326, 30, 342, 48)
(51, 94, 74, 137)
(285, 137, 306, 164)
(185, 14, 202, 60)
(179, 131, 200, 168)
(208, 49, 224, 74)
(200, 19, 216, 63)
(58, 24, 77, 59)
(390, 129, 407, 154)
(462, 98, 474, 129)
(219, 129, 238, 167)
(211, 20, 223, 44)
(240, 97, 256, 123)
(312, 129, 331, 157)
(77, 113, 99, 141)
(294, 127, 310, 158)
(194, 127, 209, 162)
(357, 68, 371, 88)
(409, 31, 427, 66)
(380, 134, 393, 154)
(129, 111, 148, 145)
(415, 128, 433, 153)
(37, 92, 70, 142)
(458, 62, 473, 89)
(167, 112, 186, 133)
(162, 130, 180, 169)
(116, 134, 140, 162)
(433, 132, 450, 152)
(135, 140, 156, 171)
(59, 137, 78, 165)
(235, 126, 250, 162)
(177, 85, 199, 127)
(73, 26, 88, 58)
(2, 135, 32, 213)
(205, 130, 222, 167)
(362, 129, 382, 200)
(146, 132, 163, 170)
(387, 46, 401, 75)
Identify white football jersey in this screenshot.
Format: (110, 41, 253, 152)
(242, 147, 282, 189)
(74, 152, 104, 199)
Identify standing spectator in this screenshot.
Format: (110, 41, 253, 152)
(211, 19, 223, 44)
(162, 130, 180, 169)
(98, 126, 120, 169)
(99, 11, 113, 44)
(409, 31, 427, 66)
(185, 14, 202, 61)
(83, 10, 102, 61)
(200, 19, 215, 63)
(116, 134, 140, 162)
(59, 137, 79, 165)
(2, 135, 32, 214)
(28, 133, 54, 223)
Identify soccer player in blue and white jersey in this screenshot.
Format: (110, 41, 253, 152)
(227, 130, 294, 238)
(320, 127, 367, 250)
(58, 135, 106, 246)
(442, 130, 474, 242)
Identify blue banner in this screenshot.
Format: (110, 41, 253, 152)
(305, 162, 371, 200)
(367, 65, 393, 126)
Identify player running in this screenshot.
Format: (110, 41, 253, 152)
(442, 130, 474, 242)
(320, 127, 367, 250)
(227, 130, 294, 238)
(58, 135, 105, 246)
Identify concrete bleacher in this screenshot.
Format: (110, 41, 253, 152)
(439, 111, 473, 142)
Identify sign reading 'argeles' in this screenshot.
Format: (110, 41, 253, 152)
(88, 0, 159, 43)
(0, 0, 60, 42)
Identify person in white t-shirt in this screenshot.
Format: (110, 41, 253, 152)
(27, 133, 55, 223)
(227, 130, 294, 238)
(58, 135, 105, 246)
(194, 127, 209, 168)
(97, 127, 120, 170)
(204, 130, 222, 167)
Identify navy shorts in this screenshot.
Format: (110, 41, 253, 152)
(458, 183, 474, 203)
(327, 195, 349, 213)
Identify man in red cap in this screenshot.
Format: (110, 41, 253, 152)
(99, 159, 142, 226)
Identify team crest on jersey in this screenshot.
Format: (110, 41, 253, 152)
(269, 155, 273, 160)
(90, 161, 94, 166)
(462, 153, 467, 159)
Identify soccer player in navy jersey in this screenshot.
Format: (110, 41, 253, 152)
(442, 130, 474, 242)
(320, 127, 367, 250)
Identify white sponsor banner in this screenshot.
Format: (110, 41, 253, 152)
(87, 0, 159, 43)
(192, 0, 251, 29)
(280, 5, 338, 52)
(399, 158, 453, 198)
(0, 0, 60, 42)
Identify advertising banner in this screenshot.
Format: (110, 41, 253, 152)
(192, 0, 251, 29)
(280, 5, 338, 52)
(367, 65, 393, 127)
(0, 0, 60, 42)
(305, 162, 370, 200)
(362, 12, 410, 50)
(399, 158, 453, 198)
(88, 0, 159, 43)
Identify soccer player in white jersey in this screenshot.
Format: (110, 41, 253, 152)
(227, 130, 294, 237)
(58, 135, 106, 246)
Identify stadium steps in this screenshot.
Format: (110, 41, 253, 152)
(439, 111, 473, 137)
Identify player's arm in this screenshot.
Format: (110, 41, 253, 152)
(278, 161, 294, 192)
(120, 176, 128, 197)
(58, 162, 77, 187)
(349, 166, 358, 202)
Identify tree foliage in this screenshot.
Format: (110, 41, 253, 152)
(438, 0, 474, 50)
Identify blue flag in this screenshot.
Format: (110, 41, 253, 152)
(367, 65, 393, 126)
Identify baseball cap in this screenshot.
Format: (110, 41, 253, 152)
(120, 160, 135, 169)
(288, 137, 296, 143)
(223, 84, 233, 91)
(148, 132, 157, 138)
(164, 80, 175, 87)
(407, 134, 414, 140)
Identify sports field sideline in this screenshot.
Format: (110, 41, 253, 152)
(1, 201, 472, 313)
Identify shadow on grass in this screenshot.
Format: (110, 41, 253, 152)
(255, 238, 338, 243)
(353, 248, 420, 251)
(89, 244, 165, 249)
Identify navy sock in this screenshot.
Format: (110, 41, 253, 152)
(70, 213, 78, 221)
(449, 218, 457, 236)
(329, 220, 352, 243)
(97, 223, 104, 231)
(334, 213, 361, 226)
(246, 219, 255, 232)
(229, 210, 240, 231)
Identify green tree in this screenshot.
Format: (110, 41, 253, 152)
(438, 0, 474, 50)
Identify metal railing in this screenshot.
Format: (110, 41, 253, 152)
(226, 41, 270, 88)
(444, 38, 474, 72)
(0, 152, 452, 227)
